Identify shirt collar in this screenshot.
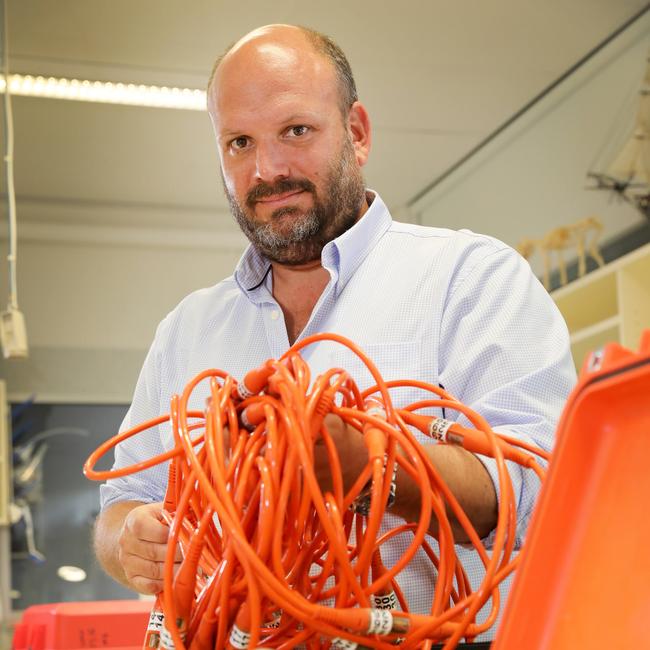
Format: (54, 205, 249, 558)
(234, 190, 392, 302)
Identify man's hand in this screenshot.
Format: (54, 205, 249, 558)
(118, 502, 182, 594)
(309, 413, 497, 542)
(312, 414, 368, 497)
(94, 500, 181, 594)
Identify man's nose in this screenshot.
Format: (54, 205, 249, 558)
(254, 142, 290, 183)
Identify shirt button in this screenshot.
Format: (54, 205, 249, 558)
(270, 310, 279, 320)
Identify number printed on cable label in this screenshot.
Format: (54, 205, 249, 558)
(229, 624, 252, 649)
(147, 609, 164, 632)
(237, 381, 254, 400)
(159, 625, 186, 650)
(367, 609, 393, 635)
(428, 417, 452, 442)
(372, 591, 398, 610)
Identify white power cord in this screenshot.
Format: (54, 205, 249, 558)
(0, 0, 28, 358)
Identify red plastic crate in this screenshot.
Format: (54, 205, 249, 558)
(493, 331, 650, 648)
(12, 600, 151, 650)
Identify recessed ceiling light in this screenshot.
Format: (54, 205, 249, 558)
(0, 74, 207, 111)
(57, 565, 87, 582)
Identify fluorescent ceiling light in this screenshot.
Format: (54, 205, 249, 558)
(0, 74, 207, 110)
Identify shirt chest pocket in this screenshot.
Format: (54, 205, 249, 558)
(306, 339, 433, 411)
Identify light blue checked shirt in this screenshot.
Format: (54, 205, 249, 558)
(101, 191, 575, 635)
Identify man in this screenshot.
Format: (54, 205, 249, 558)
(94, 24, 575, 634)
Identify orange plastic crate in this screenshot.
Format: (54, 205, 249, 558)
(12, 600, 151, 650)
(494, 331, 650, 648)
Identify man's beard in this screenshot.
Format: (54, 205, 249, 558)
(225, 139, 365, 265)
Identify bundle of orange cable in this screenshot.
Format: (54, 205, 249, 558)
(84, 333, 548, 650)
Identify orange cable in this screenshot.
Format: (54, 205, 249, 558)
(83, 333, 548, 649)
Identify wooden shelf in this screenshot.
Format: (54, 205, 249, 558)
(551, 242, 650, 370)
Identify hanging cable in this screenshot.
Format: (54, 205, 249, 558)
(1, 0, 17, 308)
(0, 0, 28, 358)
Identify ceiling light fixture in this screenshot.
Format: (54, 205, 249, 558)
(57, 565, 87, 582)
(0, 74, 207, 110)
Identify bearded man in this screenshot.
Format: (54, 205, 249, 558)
(94, 24, 576, 638)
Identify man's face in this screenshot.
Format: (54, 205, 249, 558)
(208, 34, 369, 265)
(223, 134, 364, 265)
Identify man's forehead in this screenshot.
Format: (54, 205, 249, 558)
(223, 40, 304, 75)
(217, 28, 328, 81)
(210, 40, 338, 120)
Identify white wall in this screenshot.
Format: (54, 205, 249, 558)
(411, 13, 650, 278)
(0, 213, 246, 403)
(2, 15, 648, 404)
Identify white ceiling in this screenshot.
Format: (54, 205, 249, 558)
(3, 0, 649, 245)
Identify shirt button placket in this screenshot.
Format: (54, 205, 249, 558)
(266, 306, 288, 357)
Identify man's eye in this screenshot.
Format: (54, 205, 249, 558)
(288, 125, 309, 137)
(231, 136, 250, 150)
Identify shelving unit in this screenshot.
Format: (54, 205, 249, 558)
(551, 241, 650, 370)
(0, 380, 11, 633)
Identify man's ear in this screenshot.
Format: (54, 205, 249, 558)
(347, 101, 371, 167)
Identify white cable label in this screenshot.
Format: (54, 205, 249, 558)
(367, 608, 393, 635)
(229, 624, 251, 649)
(372, 591, 398, 610)
(159, 628, 174, 650)
(429, 417, 452, 442)
(366, 405, 386, 420)
(237, 381, 254, 400)
(159, 624, 185, 650)
(330, 638, 358, 649)
(147, 608, 164, 632)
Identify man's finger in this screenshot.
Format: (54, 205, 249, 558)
(120, 536, 167, 562)
(129, 576, 164, 595)
(124, 510, 169, 544)
(122, 554, 166, 582)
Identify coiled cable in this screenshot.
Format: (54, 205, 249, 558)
(85, 332, 548, 649)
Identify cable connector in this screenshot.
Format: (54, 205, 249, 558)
(0, 306, 28, 358)
(234, 359, 274, 400)
(352, 401, 397, 516)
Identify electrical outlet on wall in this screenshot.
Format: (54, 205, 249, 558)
(0, 308, 28, 358)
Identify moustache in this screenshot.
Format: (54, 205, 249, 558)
(246, 178, 316, 209)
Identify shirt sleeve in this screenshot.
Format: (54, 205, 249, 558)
(438, 243, 576, 548)
(99, 320, 170, 511)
